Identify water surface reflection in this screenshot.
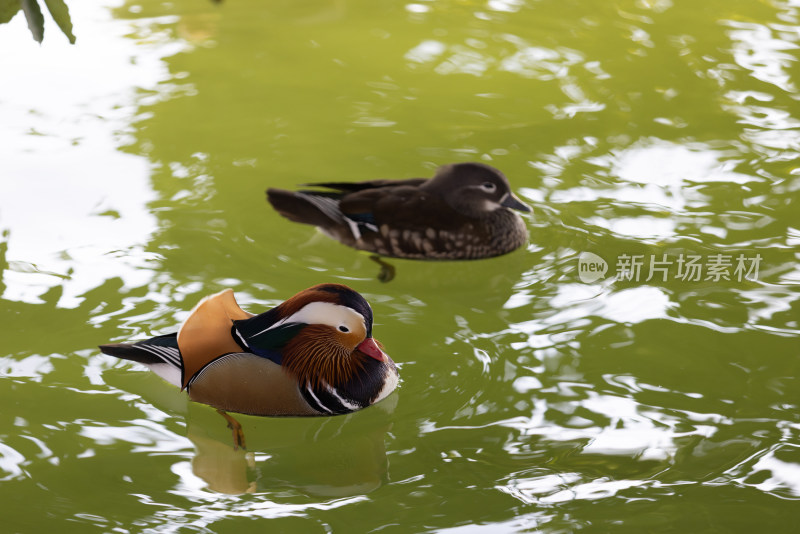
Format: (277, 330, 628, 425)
(1, 0, 799, 532)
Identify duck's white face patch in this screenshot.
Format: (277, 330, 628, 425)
(280, 301, 366, 337)
(481, 192, 513, 212)
(481, 199, 503, 211)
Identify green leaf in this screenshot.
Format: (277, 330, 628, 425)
(0, 0, 21, 25)
(20, 0, 44, 43)
(43, 0, 75, 44)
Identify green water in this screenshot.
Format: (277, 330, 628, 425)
(2, 0, 799, 531)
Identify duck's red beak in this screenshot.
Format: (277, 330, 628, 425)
(357, 337, 388, 362)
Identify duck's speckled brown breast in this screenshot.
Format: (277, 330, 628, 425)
(327, 209, 528, 260)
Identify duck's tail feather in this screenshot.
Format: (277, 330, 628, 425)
(266, 188, 344, 228)
(99, 333, 182, 387)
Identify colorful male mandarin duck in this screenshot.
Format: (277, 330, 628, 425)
(99, 284, 399, 417)
(266, 162, 531, 260)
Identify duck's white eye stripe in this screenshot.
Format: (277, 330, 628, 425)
(252, 301, 364, 337)
(283, 301, 364, 332)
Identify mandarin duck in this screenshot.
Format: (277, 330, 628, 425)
(99, 284, 399, 418)
(266, 162, 531, 261)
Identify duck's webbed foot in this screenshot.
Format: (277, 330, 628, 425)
(369, 255, 396, 283)
(216, 409, 247, 451)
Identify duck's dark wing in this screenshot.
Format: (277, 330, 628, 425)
(302, 178, 427, 194)
(339, 184, 463, 231)
(267, 179, 430, 235)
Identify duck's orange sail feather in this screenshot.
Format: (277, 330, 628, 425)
(177, 289, 254, 389)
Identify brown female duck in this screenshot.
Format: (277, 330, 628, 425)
(267, 162, 531, 260)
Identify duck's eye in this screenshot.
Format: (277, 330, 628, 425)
(338, 325, 350, 333)
(480, 182, 497, 192)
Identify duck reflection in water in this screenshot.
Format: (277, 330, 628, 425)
(185, 395, 397, 496)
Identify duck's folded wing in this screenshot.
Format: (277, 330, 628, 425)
(302, 178, 426, 193)
(341, 185, 462, 231)
(335, 183, 421, 215)
(177, 289, 254, 389)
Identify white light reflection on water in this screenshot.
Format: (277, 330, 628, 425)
(553, 140, 756, 211)
(0, 443, 27, 481)
(736, 444, 800, 497)
(725, 20, 798, 94)
(0, 353, 56, 381)
(403, 31, 600, 86)
(79, 419, 189, 453)
(495, 390, 717, 458)
(0, 2, 187, 308)
(150, 468, 368, 526)
(497, 472, 650, 505)
(507, 284, 672, 329)
(721, 10, 800, 153)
